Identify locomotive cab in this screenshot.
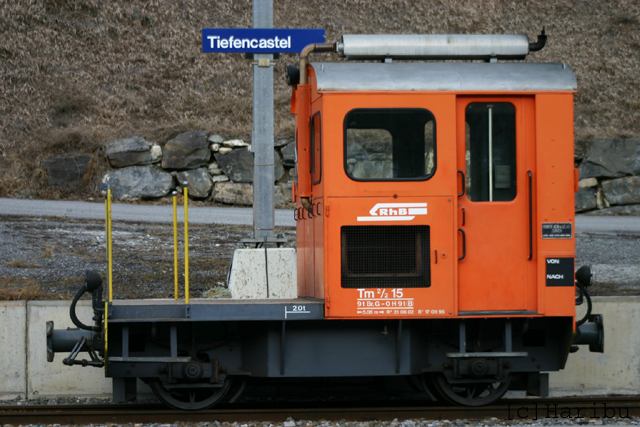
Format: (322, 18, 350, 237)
(293, 35, 579, 320)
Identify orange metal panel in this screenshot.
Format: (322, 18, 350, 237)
(295, 85, 312, 198)
(534, 94, 576, 319)
(313, 197, 325, 299)
(303, 214, 315, 298)
(324, 196, 455, 319)
(295, 200, 306, 297)
(455, 96, 535, 313)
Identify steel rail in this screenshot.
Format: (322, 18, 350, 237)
(1, 397, 640, 425)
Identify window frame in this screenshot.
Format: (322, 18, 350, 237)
(343, 108, 437, 182)
(464, 101, 517, 203)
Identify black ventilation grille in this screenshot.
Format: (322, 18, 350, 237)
(341, 225, 431, 288)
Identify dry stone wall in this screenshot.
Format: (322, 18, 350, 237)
(576, 138, 640, 215)
(97, 131, 296, 207)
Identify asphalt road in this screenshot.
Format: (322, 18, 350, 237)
(2, 197, 640, 233)
(0, 198, 295, 227)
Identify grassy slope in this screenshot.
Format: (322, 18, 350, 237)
(1, 0, 639, 199)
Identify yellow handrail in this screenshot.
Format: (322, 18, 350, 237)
(172, 191, 179, 301)
(183, 183, 190, 304)
(107, 188, 113, 302)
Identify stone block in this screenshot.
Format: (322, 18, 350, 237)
(222, 139, 249, 148)
(228, 248, 297, 298)
(212, 175, 229, 183)
(43, 154, 93, 188)
(602, 176, 640, 206)
(281, 141, 296, 166)
(207, 162, 222, 176)
(214, 182, 253, 205)
(0, 301, 26, 400)
(104, 166, 173, 200)
(579, 138, 640, 179)
(215, 148, 254, 183)
(208, 134, 224, 144)
(596, 187, 609, 210)
(578, 178, 598, 188)
(106, 136, 152, 168)
(575, 187, 597, 212)
(162, 131, 210, 170)
(150, 144, 162, 163)
(176, 168, 213, 199)
(274, 150, 285, 182)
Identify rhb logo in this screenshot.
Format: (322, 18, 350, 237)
(357, 203, 427, 222)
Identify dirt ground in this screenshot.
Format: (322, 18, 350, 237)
(0, 215, 295, 300)
(0, 214, 638, 300)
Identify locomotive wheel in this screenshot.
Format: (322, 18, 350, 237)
(406, 374, 440, 402)
(433, 374, 511, 406)
(149, 377, 233, 411)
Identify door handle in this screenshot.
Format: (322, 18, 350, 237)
(457, 170, 466, 197)
(458, 228, 466, 260)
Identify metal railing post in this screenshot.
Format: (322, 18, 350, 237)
(172, 190, 179, 301)
(183, 182, 190, 304)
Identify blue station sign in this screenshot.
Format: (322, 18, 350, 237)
(202, 28, 325, 53)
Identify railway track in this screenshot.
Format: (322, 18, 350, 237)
(1, 397, 640, 425)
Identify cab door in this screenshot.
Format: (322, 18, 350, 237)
(456, 97, 535, 313)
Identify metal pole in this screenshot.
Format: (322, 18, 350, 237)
(252, 0, 275, 239)
(172, 190, 179, 301)
(104, 186, 109, 292)
(101, 182, 111, 359)
(107, 188, 113, 302)
(183, 182, 190, 304)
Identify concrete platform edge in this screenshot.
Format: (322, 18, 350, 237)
(0, 297, 637, 400)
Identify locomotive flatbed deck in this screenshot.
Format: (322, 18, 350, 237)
(108, 298, 325, 322)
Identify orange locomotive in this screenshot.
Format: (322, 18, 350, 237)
(290, 32, 603, 403)
(46, 32, 604, 409)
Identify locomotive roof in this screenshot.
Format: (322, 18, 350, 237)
(310, 62, 577, 92)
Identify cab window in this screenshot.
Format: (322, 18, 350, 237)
(345, 109, 436, 181)
(465, 102, 516, 202)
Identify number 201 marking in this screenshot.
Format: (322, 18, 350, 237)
(285, 305, 311, 319)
